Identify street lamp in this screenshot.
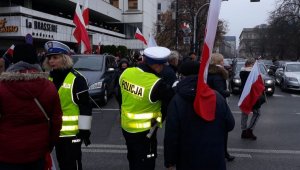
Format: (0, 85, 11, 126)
(193, 3, 210, 52)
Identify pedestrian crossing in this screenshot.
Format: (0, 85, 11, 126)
(82, 144, 300, 158)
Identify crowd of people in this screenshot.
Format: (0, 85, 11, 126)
(0, 41, 265, 170)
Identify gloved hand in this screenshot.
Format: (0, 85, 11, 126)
(77, 130, 91, 146)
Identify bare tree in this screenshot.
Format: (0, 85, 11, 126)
(155, 0, 227, 56)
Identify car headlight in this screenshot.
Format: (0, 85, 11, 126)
(287, 77, 298, 82)
(89, 82, 103, 90)
(264, 79, 274, 85)
(233, 78, 241, 84)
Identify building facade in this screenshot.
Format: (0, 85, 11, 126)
(0, 0, 157, 53)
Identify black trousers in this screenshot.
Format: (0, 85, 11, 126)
(55, 136, 82, 170)
(122, 129, 158, 170)
(0, 158, 44, 170)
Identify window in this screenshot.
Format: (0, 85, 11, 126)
(128, 0, 138, 10)
(158, 3, 161, 10)
(157, 14, 161, 20)
(112, 0, 119, 8)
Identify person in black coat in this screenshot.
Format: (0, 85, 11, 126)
(207, 53, 234, 161)
(164, 62, 235, 170)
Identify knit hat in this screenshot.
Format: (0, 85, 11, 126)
(13, 44, 38, 64)
(178, 61, 200, 76)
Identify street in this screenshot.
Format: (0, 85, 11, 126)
(74, 86, 300, 170)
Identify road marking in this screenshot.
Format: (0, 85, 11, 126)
(229, 148, 300, 155)
(273, 94, 285, 97)
(291, 94, 300, 97)
(232, 111, 241, 114)
(84, 144, 300, 155)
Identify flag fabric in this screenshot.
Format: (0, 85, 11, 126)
(193, 0, 222, 121)
(6, 44, 15, 56)
(238, 61, 265, 114)
(82, 0, 89, 26)
(135, 28, 147, 45)
(73, 1, 91, 53)
(148, 34, 157, 47)
(44, 152, 56, 170)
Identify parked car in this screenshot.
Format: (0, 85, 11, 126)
(229, 61, 275, 96)
(275, 62, 300, 91)
(72, 54, 117, 106)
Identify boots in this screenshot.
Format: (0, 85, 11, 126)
(241, 129, 257, 140)
(241, 130, 248, 139)
(247, 129, 257, 140)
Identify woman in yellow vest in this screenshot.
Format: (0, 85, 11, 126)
(118, 46, 174, 170)
(43, 41, 92, 170)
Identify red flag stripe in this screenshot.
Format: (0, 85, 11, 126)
(82, 0, 89, 26)
(239, 75, 265, 114)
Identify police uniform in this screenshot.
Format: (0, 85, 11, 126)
(44, 41, 92, 170)
(119, 46, 173, 170)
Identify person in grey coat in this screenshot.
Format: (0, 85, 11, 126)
(164, 61, 235, 170)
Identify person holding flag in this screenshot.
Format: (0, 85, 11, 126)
(239, 58, 266, 140)
(164, 0, 235, 169)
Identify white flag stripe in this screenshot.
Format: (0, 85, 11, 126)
(203, 0, 222, 82)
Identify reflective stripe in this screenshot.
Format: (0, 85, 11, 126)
(126, 112, 154, 120)
(62, 115, 78, 121)
(61, 125, 78, 131)
(127, 122, 151, 129)
(78, 115, 92, 130)
(156, 117, 162, 123)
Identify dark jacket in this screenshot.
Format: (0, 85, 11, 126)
(207, 64, 230, 98)
(160, 65, 177, 87)
(0, 62, 62, 164)
(164, 75, 235, 170)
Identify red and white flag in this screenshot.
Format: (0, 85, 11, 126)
(73, 1, 91, 53)
(82, 0, 89, 26)
(193, 0, 222, 121)
(135, 28, 147, 45)
(6, 44, 15, 56)
(238, 61, 265, 114)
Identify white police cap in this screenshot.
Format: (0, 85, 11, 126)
(143, 46, 171, 64)
(44, 41, 71, 56)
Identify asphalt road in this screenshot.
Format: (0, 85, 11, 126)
(54, 86, 300, 170)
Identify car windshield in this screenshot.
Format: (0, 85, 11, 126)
(235, 63, 245, 73)
(73, 56, 103, 71)
(286, 64, 300, 72)
(258, 64, 267, 75)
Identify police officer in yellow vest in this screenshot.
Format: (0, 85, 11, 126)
(119, 46, 174, 170)
(43, 41, 92, 170)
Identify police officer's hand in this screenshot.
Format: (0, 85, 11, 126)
(77, 130, 91, 146)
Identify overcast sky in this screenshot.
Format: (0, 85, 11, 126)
(219, 0, 278, 40)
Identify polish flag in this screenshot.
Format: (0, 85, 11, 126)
(148, 34, 157, 47)
(238, 61, 265, 114)
(193, 0, 222, 121)
(6, 44, 15, 56)
(82, 0, 89, 26)
(135, 28, 147, 45)
(73, 1, 91, 53)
